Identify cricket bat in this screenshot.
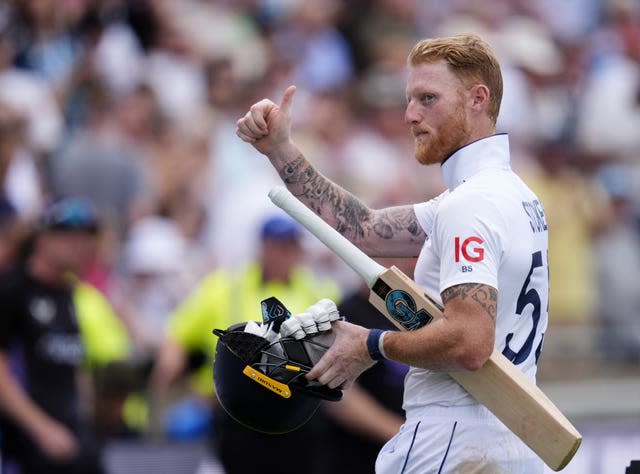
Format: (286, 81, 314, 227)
(269, 186, 581, 471)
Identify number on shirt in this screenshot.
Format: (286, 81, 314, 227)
(502, 251, 546, 365)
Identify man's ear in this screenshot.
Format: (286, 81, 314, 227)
(469, 84, 490, 114)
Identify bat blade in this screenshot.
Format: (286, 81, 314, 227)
(268, 186, 581, 471)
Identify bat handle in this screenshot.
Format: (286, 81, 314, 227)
(269, 186, 384, 287)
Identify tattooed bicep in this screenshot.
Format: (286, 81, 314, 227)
(372, 206, 426, 241)
(441, 283, 498, 322)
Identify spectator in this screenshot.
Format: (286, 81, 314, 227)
(523, 141, 609, 326)
(10, 0, 81, 95)
(594, 163, 640, 364)
(270, 0, 355, 93)
(0, 197, 129, 474)
(575, 0, 640, 158)
(0, 21, 64, 157)
(50, 80, 152, 238)
(0, 103, 38, 249)
(0, 37, 49, 219)
(150, 213, 340, 474)
(142, 11, 207, 123)
(521, 140, 611, 377)
(113, 215, 194, 357)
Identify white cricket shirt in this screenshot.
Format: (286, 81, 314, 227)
(404, 134, 549, 416)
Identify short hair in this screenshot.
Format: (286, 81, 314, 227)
(408, 34, 503, 124)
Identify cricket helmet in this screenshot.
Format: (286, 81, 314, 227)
(213, 322, 341, 434)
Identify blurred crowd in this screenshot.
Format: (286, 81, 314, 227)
(0, 0, 639, 467)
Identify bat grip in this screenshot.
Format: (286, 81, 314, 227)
(269, 186, 384, 286)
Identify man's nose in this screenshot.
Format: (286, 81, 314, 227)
(404, 101, 420, 124)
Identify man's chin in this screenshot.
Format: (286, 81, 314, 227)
(415, 146, 444, 166)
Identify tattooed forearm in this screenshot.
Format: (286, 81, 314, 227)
(441, 283, 498, 322)
(280, 155, 371, 240)
(281, 156, 331, 212)
(278, 154, 426, 254)
(337, 194, 370, 239)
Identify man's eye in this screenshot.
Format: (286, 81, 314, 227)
(421, 94, 435, 103)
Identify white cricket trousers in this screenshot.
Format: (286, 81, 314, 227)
(375, 404, 544, 474)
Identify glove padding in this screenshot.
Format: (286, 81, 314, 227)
(213, 297, 343, 401)
(280, 298, 340, 339)
(278, 298, 341, 367)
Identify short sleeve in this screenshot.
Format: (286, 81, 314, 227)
(432, 192, 505, 293)
(413, 191, 449, 234)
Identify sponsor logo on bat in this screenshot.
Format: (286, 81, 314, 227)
(371, 279, 434, 330)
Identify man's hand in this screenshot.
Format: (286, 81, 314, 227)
(305, 320, 375, 390)
(0, 353, 80, 463)
(236, 85, 296, 156)
(32, 417, 79, 462)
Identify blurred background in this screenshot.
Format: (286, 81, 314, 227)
(0, 0, 638, 473)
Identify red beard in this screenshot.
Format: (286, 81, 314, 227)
(413, 102, 470, 166)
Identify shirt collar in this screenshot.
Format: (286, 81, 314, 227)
(440, 133, 511, 191)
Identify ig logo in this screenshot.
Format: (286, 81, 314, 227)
(454, 236, 485, 262)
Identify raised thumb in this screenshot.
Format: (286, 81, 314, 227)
(280, 85, 296, 113)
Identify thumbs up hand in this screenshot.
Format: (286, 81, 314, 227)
(236, 85, 297, 156)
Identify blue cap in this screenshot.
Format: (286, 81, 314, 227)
(260, 215, 301, 241)
(39, 197, 100, 233)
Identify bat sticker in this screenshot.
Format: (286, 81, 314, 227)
(372, 278, 434, 330)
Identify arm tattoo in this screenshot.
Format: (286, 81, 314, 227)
(280, 155, 370, 240)
(280, 155, 426, 244)
(280, 155, 324, 195)
(441, 283, 498, 322)
(373, 208, 425, 241)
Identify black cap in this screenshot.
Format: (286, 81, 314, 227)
(38, 197, 100, 234)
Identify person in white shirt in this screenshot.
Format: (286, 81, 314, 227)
(236, 33, 547, 473)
